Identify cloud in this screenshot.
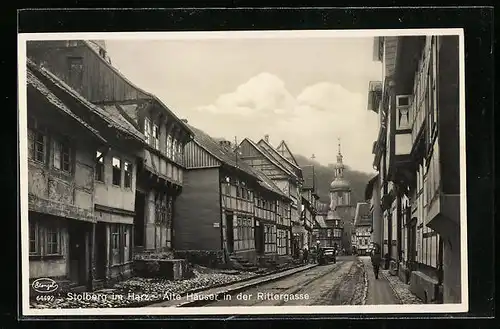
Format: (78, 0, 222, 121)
(196, 72, 296, 116)
(194, 72, 379, 172)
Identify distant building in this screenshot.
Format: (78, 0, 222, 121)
(354, 202, 373, 256)
(174, 127, 292, 265)
(326, 140, 355, 251)
(238, 136, 303, 257)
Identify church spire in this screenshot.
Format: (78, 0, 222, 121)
(335, 137, 344, 178)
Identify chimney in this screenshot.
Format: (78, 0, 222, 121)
(264, 134, 270, 143)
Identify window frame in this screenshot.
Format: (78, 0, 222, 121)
(29, 221, 40, 255)
(52, 137, 72, 173)
(67, 57, 84, 92)
(45, 225, 62, 256)
(112, 157, 122, 187)
(95, 151, 105, 182)
(144, 117, 152, 145)
(124, 160, 133, 189)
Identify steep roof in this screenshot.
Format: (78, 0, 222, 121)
(354, 202, 372, 226)
(316, 202, 330, 214)
(241, 138, 294, 177)
(258, 138, 302, 173)
(276, 140, 300, 167)
(27, 66, 106, 143)
(314, 215, 328, 229)
(250, 166, 289, 199)
(365, 174, 379, 200)
(188, 126, 289, 199)
(81, 41, 193, 136)
(302, 165, 315, 190)
(27, 59, 146, 143)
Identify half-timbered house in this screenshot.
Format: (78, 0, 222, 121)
(174, 126, 292, 265)
(28, 58, 147, 288)
(369, 35, 461, 303)
(26, 40, 193, 256)
(237, 138, 296, 257)
(257, 137, 306, 251)
(27, 63, 108, 292)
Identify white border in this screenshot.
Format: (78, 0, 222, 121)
(18, 28, 468, 317)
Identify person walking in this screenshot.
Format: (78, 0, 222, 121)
(371, 243, 382, 279)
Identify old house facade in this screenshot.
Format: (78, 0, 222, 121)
(238, 137, 301, 257)
(27, 40, 193, 257)
(28, 56, 148, 288)
(300, 165, 319, 248)
(368, 35, 461, 303)
(27, 62, 107, 291)
(174, 127, 292, 265)
(353, 202, 373, 256)
(256, 137, 306, 252)
(312, 202, 330, 248)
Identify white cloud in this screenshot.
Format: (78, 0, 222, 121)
(194, 72, 379, 173)
(196, 72, 296, 117)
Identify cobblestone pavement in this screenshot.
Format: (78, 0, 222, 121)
(361, 256, 398, 305)
(203, 256, 364, 306)
(379, 269, 423, 304)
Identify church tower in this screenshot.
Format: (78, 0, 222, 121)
(329, 138, 352, 210)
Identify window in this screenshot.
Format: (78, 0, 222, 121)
(144, 118, 151, 144)
(95, 151, 105, 182)
(29, 129, 46, 163)
(172, 139, 177, 160)
(123, 226, 131, 263)
(166, 135, 172, 158)
(124, 161, 132, 188)
(66, 40, 78, 47)
(46, 227, 61, 255)
(177, 142, 183, 160)
(53, 139, 72, 172)
(152, 123, 160, 150)
(111, 225, 120, 265)
(112, 157, 122, 186)
(68, 57, 83, 92)
(29, 221, 39, 255)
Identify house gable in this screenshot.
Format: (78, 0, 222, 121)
(183, 140, 222, 169)
(276, 140, 300, 168)
(238, 139, 290, 180)
(257, 139, 301, 177)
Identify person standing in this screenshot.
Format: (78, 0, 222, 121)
(303, 246, 309, 264)
(371, 243, 382, 279)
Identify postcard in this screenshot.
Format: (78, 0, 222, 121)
(18, 28, 467, 317)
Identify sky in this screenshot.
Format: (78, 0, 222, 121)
(105, 35, 382, 173)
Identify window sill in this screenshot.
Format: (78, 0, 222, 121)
(110, 261, 133, 268)
(29, 254, 64, 261)
(96, 180, 105, 184)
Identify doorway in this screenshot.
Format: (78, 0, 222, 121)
(94, 223, 106, 280)
(226, 213, 234, 253)
(255, 222, 264, 255)
(408, 218, 417, 271)
(134, 191, 146, 248)
(69, 222, 88, 286)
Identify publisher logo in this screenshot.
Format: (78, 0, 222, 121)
(32, 278, 59, 293)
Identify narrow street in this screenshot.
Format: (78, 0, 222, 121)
(203, 256, 366, 306)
